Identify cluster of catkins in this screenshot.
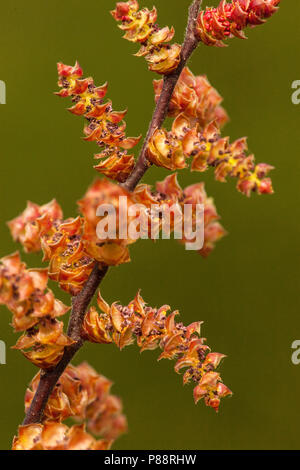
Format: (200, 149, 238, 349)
(3, 171, 225, 366)
(83, 291, 232, 412)
(7, 173, 226, 293)
(1, 0, 281, 452)
(149, 67, 274, 196)
(13, 362, 127, 450)
(57, 60, 274, 196)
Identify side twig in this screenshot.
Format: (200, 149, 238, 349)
(22, 0, 202, 427)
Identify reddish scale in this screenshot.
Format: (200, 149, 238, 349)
(203, 7, 234, 37)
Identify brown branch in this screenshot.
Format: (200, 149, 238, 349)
(122, 0, 202, 192)
(21, 0, 202, 427)
(22, 263, 108, 425)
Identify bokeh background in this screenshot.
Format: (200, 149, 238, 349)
(0, 0, 299, 450)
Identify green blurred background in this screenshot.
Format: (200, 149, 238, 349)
(0, 0, 299, 450)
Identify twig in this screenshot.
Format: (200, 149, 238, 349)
(22, 263, 108, 424)
(22, 0, 202, 427)
(122, 0, 202, 192)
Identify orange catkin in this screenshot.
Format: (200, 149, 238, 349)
(111, 0, 181, 74)
(13, 362, 127, 450)
(196, 0, 280, 47)
(56, 62, 141, 183)
(82, 291, 232, 412)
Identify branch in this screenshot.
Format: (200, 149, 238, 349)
(22, 0, 202, 427)
(22, 263, 108, 424)
(122, 0, 202, 192)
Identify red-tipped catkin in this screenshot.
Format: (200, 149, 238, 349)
(196, 0, 280, 47)
(56, 62, 141, 182)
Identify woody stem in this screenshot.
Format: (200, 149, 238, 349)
(22, 0, 202, 427)
(22, 263, 108, 425)
(122, 0, 202, 192)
